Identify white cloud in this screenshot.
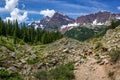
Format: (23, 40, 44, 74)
(6, 8, 28, 23)
(0, 0, 28, 23)
(117, 6, 120, 10)
(40, 9, 56, 17)
(5, 0, 18, 11)
(21, 10, 40, 14)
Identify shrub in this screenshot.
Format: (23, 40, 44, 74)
(66, 62, 74, 70)
(0, 43, 15, 52)
(35, 70, 51, 80)
(0, 70, 10, 78)
(50, 64, 74, 80)
(110, 50, 120, 63)
(0, 61, 6, 67)
(95, 42, 102, 49)
(9, 73, 23, 80)
(4, 44, 15, 52)
(95, 53, 100, 59)
(0, 70, 23, 80)
(108, 71, 114, 77)
(27, 57, 39, 64)
(35, 62, 75, 80)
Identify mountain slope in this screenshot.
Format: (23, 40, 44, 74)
(44, 12, 75, 31)
(29, 11, 120, 33)
(77, 11, 120, 25)
(65, 25, 108, 41)
(29, 12, 75, 31)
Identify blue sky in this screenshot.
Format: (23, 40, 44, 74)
(0, 0, 120, 23)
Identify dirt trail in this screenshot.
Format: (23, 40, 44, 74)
(74, 56, 111, 80)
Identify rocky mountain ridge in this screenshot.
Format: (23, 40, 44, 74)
(77, 11, 120, 25)
(29, 12, 75, 31)
(29, 11, 120, 33)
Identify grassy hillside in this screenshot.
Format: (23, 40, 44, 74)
(65, 26, 107, 41)
(65, 20, 120, 41)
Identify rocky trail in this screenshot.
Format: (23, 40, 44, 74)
(74, 56, 111, 80)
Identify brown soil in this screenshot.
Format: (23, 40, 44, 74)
(74, 56, 111, 80)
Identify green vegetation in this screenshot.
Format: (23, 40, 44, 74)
(65, 26, 108, 41)
(65, 27, 94, 41)
(94, 42, 102, 49)
(0, 70, 23, 80)
(0, 17, 63, 44)
(109, 20, 120, 29)
(35, 62, 75, 80)
(110, 49, 120, 63)
(27, 57, 40, 64)
(108, 71, 114, 77)
(0, 37, 15, 51)
(65, 20, 120, 41)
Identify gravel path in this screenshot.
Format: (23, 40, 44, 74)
(74, 57, 111, 80)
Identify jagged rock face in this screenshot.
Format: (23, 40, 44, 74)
(29, 16, 50, 29)
(76, 11, 120, 25)
(40, 16, 51, 26)
(29, 12, 75, 31)
(44, 12, 75, 31)
(29, 11, 120, 32)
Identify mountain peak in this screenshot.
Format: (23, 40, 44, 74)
(99, 10, 110, 13)
(77, 11, 120, 25)
(55, 12, 66, 16)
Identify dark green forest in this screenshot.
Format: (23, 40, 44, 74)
(65, 20, 120, 41)
(0, 17, 63, 44)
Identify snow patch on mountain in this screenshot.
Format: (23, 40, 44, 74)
(92, 19, 104, 25)
(57, 12, 66, 16)
(35, 20, 40, 23)
(116, 16, 120, 20)
(60, 23, 79, 34)
(61, 23, 79, 29)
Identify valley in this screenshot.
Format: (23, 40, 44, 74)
(0, 8, 120, 80)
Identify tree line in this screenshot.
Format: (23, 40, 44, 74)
(0, 17, 63, 44)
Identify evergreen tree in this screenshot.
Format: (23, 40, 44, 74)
(0, 18, 63, 44)
(109, 20, 116, 29)
(13, 20, 18, 44)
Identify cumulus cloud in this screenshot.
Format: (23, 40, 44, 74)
(117, 6, 120, 10)
(5, 0, 18, 11)
(0, 0, 28, 23)
(6, 8, 28, 23)
(40, 9, 56, 17)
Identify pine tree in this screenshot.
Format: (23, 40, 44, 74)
(13, 20, 18, 44)
(110, 20, 116, 29)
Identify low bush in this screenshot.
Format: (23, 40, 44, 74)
(108, 71, 114, 77)
(35, 62, 75, 80)
(4, 44, 15, 52)
(27, 57, 40, 64)
(110, 50, 120, 63)
(35, 70, 51, 80)
(95, 42, 102, 49)
(0, 70, 23, 80)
